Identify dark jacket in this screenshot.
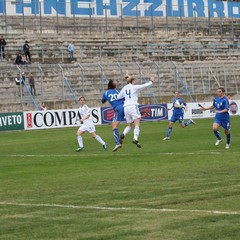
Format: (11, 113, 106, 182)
(23, 43, 30, 53)
(29, 76, 35, 86)
(15, 54, 23, 65)
(0, 38, 6, 47)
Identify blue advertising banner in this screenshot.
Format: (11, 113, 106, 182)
(101, 104, 168, 124)
(1, 0, 240, 19)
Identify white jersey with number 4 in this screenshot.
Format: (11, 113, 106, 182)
(117, 81, 152, 107)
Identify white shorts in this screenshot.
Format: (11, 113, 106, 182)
(78, 123, 96, 133)
(124, 105, 141, 123)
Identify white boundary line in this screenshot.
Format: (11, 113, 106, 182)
(1, 151, 233, 158)
(0, 202, 239, 215)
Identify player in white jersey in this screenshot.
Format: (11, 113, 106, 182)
(117, 74, 155, 148)
(75, 96, 107, 152)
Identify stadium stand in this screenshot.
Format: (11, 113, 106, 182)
(0, 15, 240, 112)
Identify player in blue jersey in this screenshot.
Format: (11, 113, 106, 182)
(200, 87, 231, 149)
(163, 91, 196, 140)
(102, 79, 131, 152)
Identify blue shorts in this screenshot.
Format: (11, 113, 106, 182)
(214, 118, 230, 131)
(170, 114, 184, 123)
(113, 104, 125, 122)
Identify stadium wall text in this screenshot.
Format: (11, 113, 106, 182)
(0, 112, 24, 131)
(0, 104, 168, 131)
(1, 0, 240, 18)
(1, 101, 239, 131)
(24, 107, 102, 130)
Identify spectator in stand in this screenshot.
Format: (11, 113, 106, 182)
(15, 53, 23, 65)
(68, 42, 75, 62)
(21, 72, 26, 94)
(15, 74, 24, 96)
(23, 40, 31, 63)
(15, 74, 21, 96)
(40, 103, 47, 111)
(29, 74, 36, 96)
(0, 36, 6, 59)
(21, 53, 27, 64)
(21, 72, 26, 84)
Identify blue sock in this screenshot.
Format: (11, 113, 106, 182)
(226, 133, 231, 144)
(184, 120, 192, 127)
(113, 128, 120, 145)
(214, 130, 222, 140)
(166, 127, 172, 137)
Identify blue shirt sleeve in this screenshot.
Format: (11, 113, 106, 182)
(101, 91, 107, 104)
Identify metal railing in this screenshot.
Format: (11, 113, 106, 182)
(136, 61, 159, 104)
(16, 64, 39, 109)
(171, 61, 195, 102)
(58, 64, 80, 107)
(0, 61, 239, 110)
(1, 43, 240, 64)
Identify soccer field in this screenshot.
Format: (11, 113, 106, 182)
(0, 117, 240, 240)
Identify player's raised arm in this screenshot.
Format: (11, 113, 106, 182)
(200, 105, 214, 111)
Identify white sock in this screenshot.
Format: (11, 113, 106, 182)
(77, 135, 83, 148)
(134, 126, 140, 141)
(95, 135, 105, 145)
(123, 126, 131, 137)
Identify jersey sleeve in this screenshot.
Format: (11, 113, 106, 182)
(101, 91, 107, 104)
(212, 97, 216, 107)
(133, 81, 152, 91)
(181, 98, 187, 107)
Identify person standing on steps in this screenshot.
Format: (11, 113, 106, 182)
(23, 40, 31, 63)
(0, 36, 7, 59)
(29, 74, 36, 96)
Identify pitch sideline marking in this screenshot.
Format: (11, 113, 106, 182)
(1, 151, 229, 158)
(0, 201, 239, 215)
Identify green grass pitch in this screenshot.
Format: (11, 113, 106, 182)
(0, 117, 240, 240)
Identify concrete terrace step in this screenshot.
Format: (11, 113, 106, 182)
(1, 15, 240, 111)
